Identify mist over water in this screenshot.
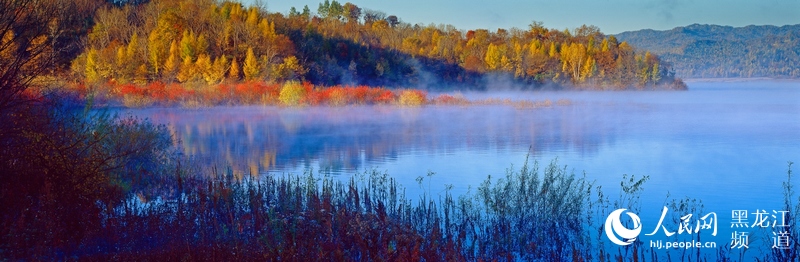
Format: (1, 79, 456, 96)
(128, 80, 799, 249)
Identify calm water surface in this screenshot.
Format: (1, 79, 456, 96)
(128, 80, 799, 251)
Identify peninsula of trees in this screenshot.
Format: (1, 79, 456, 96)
(69, 0, 686, 97)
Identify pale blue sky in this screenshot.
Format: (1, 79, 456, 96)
(247, 0, 800, 34)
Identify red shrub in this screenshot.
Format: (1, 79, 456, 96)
(147, 81, 167, 102)
(326, 86, 349, 106)
(216, 84, 233, 103)
(199, 88, 219, 105)
(351, 85, 369, 104)
(433, 94, 469, 105)
(165, 83, 187, 102)
(259, 83, 282, 105)
(232, 82, 281, 105)
(303, 88, 328, 106)
(302, 81, 314, 92)
(119, 84, 145, 97)
(374, 89, 396, 104)
(233, 82, 253, 103)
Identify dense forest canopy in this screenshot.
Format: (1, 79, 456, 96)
(616, 24, 800, 78)
(70, 0, 685, 90)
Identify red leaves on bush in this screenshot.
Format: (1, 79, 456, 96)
(432, 94, 468, 105)
(147, 81, 167, 101)
(77, 80, 447, 107)
(165, 83, 186, 102)
(374, 89, 396, 104)
(119, 84, 144, 97)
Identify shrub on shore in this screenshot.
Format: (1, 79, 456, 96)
(278, 81, 306, 106)
(397, 89, 428, 107)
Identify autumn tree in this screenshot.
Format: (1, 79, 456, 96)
(68, 0, 682, 90)
(274, 56, 307, 81)
(180, 30, 197, 61)
(113, 32, 143, 83)
(0, 0, 86, 109)
(229, 57, 241, 81)
(148, 14, 180, 76)
(484, 44, 502, 71)
(195, 54, 212, 84)
(176, 56, 195, 82)
(580, 57, 596, 82)
(278, 81, 306, 106)
(561, 43, 586, 83)
(342, 2, 361, 23)
(614, 42, 637, 87)
(208, 56, 228, 84)
(83, 49, 101, 84)
(651, 62, 661, 83)
(163, 40, 180, 81)
(243, 47, 260, 80)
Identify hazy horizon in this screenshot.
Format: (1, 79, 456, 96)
(249, 0, 800, 34)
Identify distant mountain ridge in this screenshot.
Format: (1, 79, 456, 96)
(615, 24, 800, 78)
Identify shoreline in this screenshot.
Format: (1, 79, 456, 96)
(684, 77, 800, 83)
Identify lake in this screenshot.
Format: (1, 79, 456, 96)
(128, 80, 799, 256)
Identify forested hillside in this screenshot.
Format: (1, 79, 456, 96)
(616, 24, 800, 78)
(69, 0, 685, 91)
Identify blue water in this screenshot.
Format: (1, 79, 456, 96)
(128, 80, 800, 258)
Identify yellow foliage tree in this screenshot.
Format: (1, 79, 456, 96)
(148, 29, 168, 75)
(115, 46, 128, 82)
(274, 56, 306, 81)
(484, 43, 505, 71)
(164, 40, 180, 80)
(243, 47, 260, 80)
(259, 19, 276, 39)
(397, 90, 427, 107)
(134, 64, 148, 84)
(176, 56, 195, 83)
(115, 46, 126, 68)
(580, 56, 596, 82)
(651, 63, 661, 84)
(278, 81, 306, 106)
(180, 30, 196, 61)
(246, 7, 260, 26)
(528, 39, 543, 56)
(229, 58, 241, 80)
(561, 43, 586, 83)
(196, 33, 209, 56)
(148, 14, 180, 76)
(117, 33, 142, 83)
(548, 42, 558, 58)
(85, 48, 101, 83)
(195, 54, 212, 84)
(500, 55, 513, 72)
(126, 32, 140, 63)
(206, 56, 228, 84)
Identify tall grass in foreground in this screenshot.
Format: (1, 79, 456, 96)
(1, 97, 797, 260)
(5, 152, 798, 260)
(2, 149, 607, 260)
